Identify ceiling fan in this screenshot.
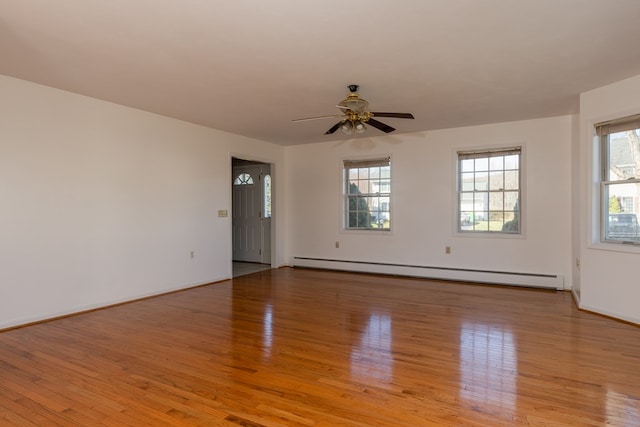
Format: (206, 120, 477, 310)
(293, 85, 415, 135)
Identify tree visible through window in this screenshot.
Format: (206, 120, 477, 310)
(344, 158, 391, 230)
(458, 147, 521, 233)
(596, 114, 640, 242)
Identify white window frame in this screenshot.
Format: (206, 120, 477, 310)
(455, 146, 523, 236)
(342, 156, 392, 232)
(596, 114, 640, 246)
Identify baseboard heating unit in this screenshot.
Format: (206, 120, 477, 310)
(292, 257, 564, 290)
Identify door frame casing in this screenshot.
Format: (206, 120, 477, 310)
(230, 155, 276, 274)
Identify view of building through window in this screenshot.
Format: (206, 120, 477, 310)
(458, 148, 521, 233)
(344, 158, 391, 230)
(600, 125, 640, 242)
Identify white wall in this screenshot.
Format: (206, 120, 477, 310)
(577, 74, 640, 324)
(13, 68, 640, 328)
(0, 75, 285, 329)
(286, 116, 573, 287)
(571, 114, 581, 298)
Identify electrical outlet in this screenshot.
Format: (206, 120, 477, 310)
(445, 246, 451, 254)
(335, 241, 340, 249)
(190, 251, 195, 259)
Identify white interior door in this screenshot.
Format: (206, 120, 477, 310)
(232, 165, 262, 262)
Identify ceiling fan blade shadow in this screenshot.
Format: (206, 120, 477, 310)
(325, 122, 343, 135)
(367, 118, 395, 133)
(370, 112, 415, 119)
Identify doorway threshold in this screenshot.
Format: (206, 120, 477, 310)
(233, 262, 271, 277)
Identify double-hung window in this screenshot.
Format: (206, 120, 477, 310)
(344, 157, 391, 231)
(458, 147, 521, 233)
(596, 115, 640, 243)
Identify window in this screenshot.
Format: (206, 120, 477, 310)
(263, 174, 272, 218)
(233, 173, 254, 185)
(596, 114, 640, 243)
(344, 157, 391, 230)
(458, 147, 521, 233)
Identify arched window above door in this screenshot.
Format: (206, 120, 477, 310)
(234, 173, 254, 185)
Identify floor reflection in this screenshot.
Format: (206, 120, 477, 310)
(606, 389, 640, 425)
(262, 303, 273, 361)
(460, 322, 517, 414)
(351, 313, 393, 382)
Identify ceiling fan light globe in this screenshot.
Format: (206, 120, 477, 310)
(341, 121, 353, 134)
(355, 121, 366, 133)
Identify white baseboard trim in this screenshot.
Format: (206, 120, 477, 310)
(293, 257, 564, 290)
(0, 276, 229, 331)
(578, 303, 640, 326)
(571, 288, 581, 305)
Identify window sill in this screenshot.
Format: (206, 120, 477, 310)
(588, 240, 640, 254)
(454, 231, 525, 239)
(340, 228, 393, 236)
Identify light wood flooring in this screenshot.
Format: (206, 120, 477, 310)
(233, 262, 272, 277)
(1, 267, 639, 426)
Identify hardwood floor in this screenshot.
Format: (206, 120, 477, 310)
(1, 267, 638, 426)
(233, 262, 272, 277)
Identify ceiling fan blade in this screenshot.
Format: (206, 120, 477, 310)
(370, 112, 415, 119)
(293, 114, 344, 122)
(367, 118, 396, 133)
(325, 122, 343, 135)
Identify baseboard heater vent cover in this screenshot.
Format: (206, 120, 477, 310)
(292, 257, 563, 290)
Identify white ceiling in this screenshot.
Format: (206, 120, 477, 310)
(2, 0, 640, 146)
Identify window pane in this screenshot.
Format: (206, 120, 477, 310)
(474, 192, 487, 211)
(379, 196, 390, 212)
(263, 174, 272, 218)
(607, 132, 638, 181)
(460, 211, 474, 229)
(504, 155, 519, 170)
(458, 148, 521, 234)
(344, 159, 391, 230)
(489, 171, 504, 191)
(234, 173, 254, 185)
(475, 158, 489, 172)
(505, 192, 519, 211)
(504, 171, 519, 190)
(475, 172, 488, 191)
(474, 215, 489, 231)
(461, 159, 475, 172)
(461, 172, 475, 191)
(489, 211, 504, 227)
(600, 126, 640, 243)
(489, 156, 504, 171)
(604, 182, 640, 241)
(489, 193, 504, 210)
